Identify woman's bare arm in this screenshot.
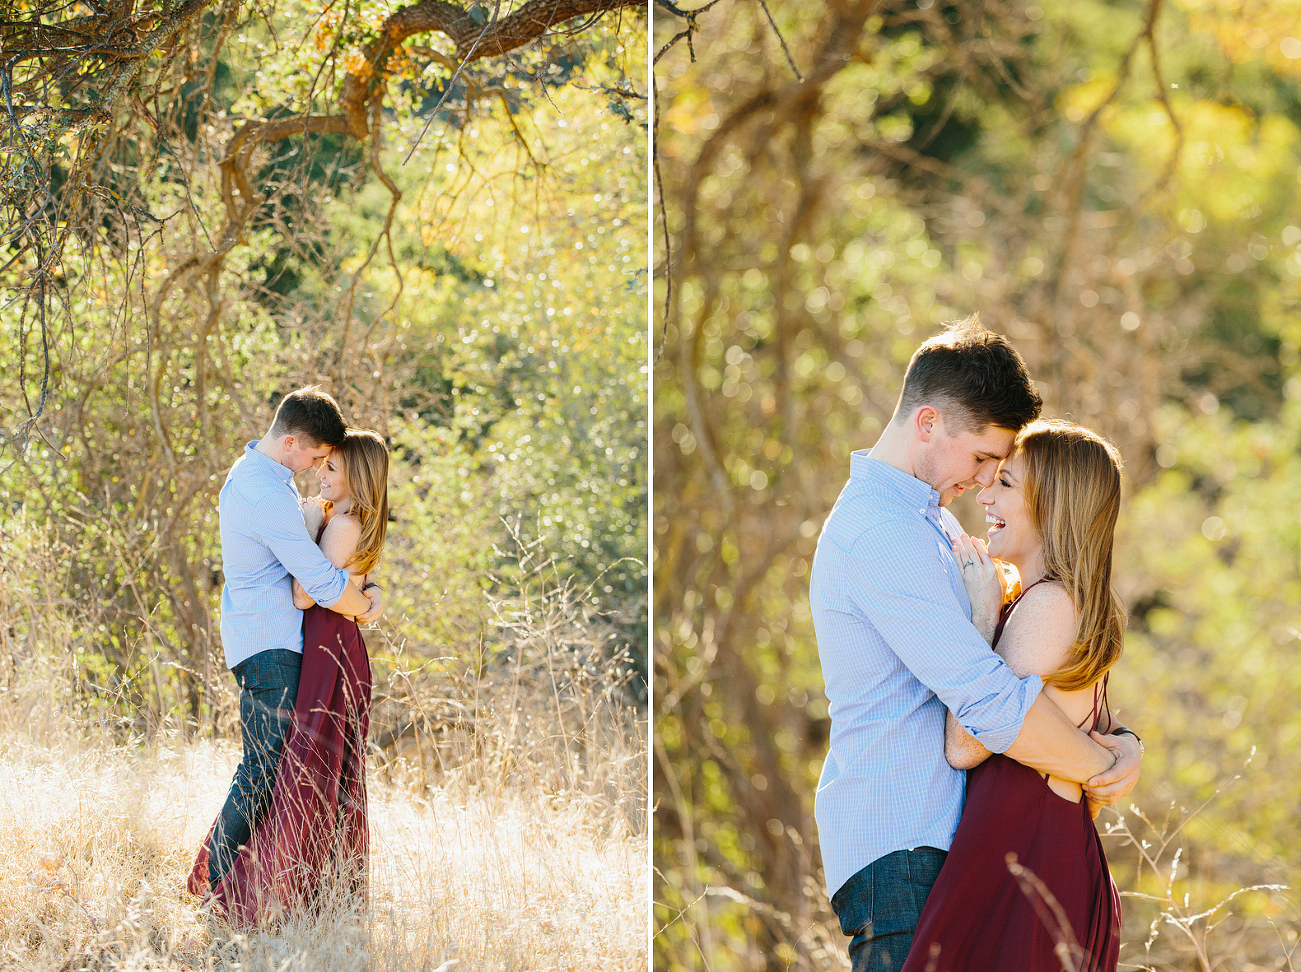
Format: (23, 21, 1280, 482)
(993, 583, 1078, 684)
(293, 515, 363, 610)
(994, 583, 1129, 798)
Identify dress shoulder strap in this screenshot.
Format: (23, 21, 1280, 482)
(1085, 670, 1111, 733)
(1072, 670, 1111, 731)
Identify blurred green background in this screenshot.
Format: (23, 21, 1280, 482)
(653, 0, 1301, 968)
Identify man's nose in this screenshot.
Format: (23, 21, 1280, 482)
(973, 463, 997, 488)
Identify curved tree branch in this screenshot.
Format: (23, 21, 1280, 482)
(0, 0, 646, 450)
(338, 0, 642, 138)
(211, 0, 642, 259)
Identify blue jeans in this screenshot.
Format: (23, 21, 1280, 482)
(831, 847, 948, 972)
(206, 648, 301, 890)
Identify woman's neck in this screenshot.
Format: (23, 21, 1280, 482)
(330, 497, 353, 516)
(1009, 549, 1048, 588)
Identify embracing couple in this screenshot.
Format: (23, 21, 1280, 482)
(185, 386, 391, 928)
(812, 319, 1143, 972)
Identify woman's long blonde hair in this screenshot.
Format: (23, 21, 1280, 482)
(1018, 420, 1125, 691)
(332, 429, 389, 576)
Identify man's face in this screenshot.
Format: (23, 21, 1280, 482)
(914, 411, 1016, 506)
(281, 436, 331, 474)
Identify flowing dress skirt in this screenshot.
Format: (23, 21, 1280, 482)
(899, 752, 1121, 972)
(188, 604, 371, 927)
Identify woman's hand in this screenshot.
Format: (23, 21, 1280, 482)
(953, 533, 1001, 644)
(301, 495, 327, 537)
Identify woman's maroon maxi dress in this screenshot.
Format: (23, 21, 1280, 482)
(187, 597, 372, 927)
(900, 583, 1121, 972)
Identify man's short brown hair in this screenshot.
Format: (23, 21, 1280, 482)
(897, 315, 1042, 432)
(268, 385, 347, 448)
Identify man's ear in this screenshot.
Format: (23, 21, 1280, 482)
(914, 405, 940, 444)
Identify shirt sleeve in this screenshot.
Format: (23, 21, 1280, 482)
(253, 486, 351, 608)
(845, 518, 1042, 752)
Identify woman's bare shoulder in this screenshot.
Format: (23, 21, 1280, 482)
(323, 510, 362, 537)
(1017, 579, 1075, 613)
(997, 581, 1078, 678)
(319, 512, 362, 569)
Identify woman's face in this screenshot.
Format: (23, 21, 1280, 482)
(977, 452, 1039, 566)
(315, 451, 351, 505)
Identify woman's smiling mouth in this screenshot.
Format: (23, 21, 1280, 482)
(986, 513, 1006, 537)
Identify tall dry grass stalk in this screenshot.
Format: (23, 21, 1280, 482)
(368, 527, 647, 838)
(1097, 750, 1292, 972)
(653, 759, 1297, 972)
(0, 515, 647, 970)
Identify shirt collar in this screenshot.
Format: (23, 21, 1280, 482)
(850, 448, 942, 515)
(245, 439, 294, 484)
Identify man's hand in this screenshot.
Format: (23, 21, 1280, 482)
(1083, 730, 1142, 814)
(356, 586, 383, 624)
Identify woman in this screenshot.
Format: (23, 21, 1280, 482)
(188, 428, 389, 927)
(900, 420, 1125, 972)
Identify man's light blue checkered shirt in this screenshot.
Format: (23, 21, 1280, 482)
(810, 449, 1043, 899)
(218, 441, 351, 670)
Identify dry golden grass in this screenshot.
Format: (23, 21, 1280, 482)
(0, 731, 646, 971)
(0, 516, 648, 970)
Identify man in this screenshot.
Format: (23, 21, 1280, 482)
(810, 319, 1142, 971)
(204, 386, 383, 892)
